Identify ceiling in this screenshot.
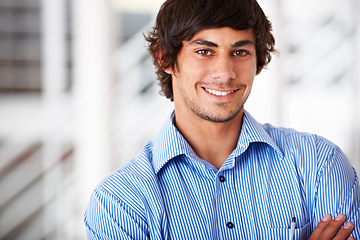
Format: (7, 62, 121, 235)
(111, 0, 164, 12)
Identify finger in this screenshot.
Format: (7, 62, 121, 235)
(333, 222, 355, 240)
(319, 214, 347, 239)
(308, 214, 332, 240)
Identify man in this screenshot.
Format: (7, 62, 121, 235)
(85, 0, 360, 239)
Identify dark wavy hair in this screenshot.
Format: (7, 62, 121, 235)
(145, 0, 276, 101)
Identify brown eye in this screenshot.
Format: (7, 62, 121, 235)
(233, 50, 249, 57)
(197, 49, 212, 56)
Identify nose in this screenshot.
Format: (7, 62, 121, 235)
(211, 55, 236, 81)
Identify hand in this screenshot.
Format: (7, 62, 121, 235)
(308, 214, 355, 240)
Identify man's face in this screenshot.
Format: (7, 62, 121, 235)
(169, 27, 259, 123)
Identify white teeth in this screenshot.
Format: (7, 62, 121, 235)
(205, 88, 234, 96)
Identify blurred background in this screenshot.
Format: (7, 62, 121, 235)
(0, 0, 359, 239)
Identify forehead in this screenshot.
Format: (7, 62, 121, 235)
(186, 27, 256, 47)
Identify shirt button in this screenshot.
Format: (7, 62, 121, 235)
(226, 222, 234, 229)
(219, 175, 226, 182)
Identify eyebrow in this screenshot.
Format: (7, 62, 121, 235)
(190, 40, 218, 47)
(233, 40, 255, 48)
(189, 39, 255, 48)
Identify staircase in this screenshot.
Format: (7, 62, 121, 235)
(0, 0, 77, 239)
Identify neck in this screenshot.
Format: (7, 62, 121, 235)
(174, 110, 243, 169)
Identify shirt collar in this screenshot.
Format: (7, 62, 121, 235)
(152, 111, 196, 174)
(152, 110, 284, 174)
(234, 110, 284, 159)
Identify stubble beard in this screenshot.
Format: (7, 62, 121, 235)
(186, 100, 244, 123)
(175, 79, 249, 123)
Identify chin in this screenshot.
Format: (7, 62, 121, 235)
(198, 108, 243, 123)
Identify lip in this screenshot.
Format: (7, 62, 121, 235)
(202, 87, 239, 98)
(204, 88, 234, 96)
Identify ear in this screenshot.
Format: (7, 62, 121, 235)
(256, 67, 263, 75)
(156, 47, 173, 75)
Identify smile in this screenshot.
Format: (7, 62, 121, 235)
(204, 88, 235, 96)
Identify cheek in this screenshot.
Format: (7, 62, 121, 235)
(235, 67, 256, 81)
(182, 61, 209, 82)
(238, 59, 258, 77)
(190, 61, 212, 79)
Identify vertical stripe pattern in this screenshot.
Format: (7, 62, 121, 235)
(84, 110, 360, 239)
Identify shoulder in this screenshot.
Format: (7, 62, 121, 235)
(262, 123, 340, 160)
(261, 123, 355, 182)
(93, 140, 161, 214)
(262, 123, 357, 189)
(85, 141, 164, 239)
(242, 111, 337, 162)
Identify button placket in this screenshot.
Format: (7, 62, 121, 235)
(226, 222, 234, 229)
(216, 170, 242, 237)
(219, 175, 226, 182)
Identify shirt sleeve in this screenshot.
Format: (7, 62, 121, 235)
(84, 187, 149, 240)
(313, 139, 360, 238)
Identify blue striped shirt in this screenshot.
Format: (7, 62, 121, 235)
(84, 110, 360, 239)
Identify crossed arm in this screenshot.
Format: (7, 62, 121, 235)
(85, 140, 359, 239)
(85, 201, 357, 240)
(309, 214, 355, 240)
(307, 142, 359, 239)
